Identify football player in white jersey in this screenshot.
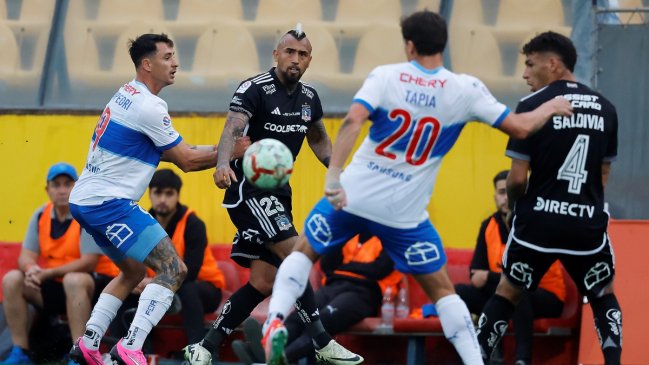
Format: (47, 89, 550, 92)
(67, 34, 248, 365)
(260, 11, 574, 365)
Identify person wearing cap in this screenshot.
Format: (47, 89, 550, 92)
(0, 163, 107, 365)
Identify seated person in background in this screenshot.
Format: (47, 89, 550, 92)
(141, 169, 225, 355)
(455, 170, 565, 365)
(0, 163, 105, 365)
(283, 232, 402, 363)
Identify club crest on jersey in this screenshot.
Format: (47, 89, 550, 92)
(301, 104, 311, 122)
(236, 81, 252, 94)
(275, 215, 293, 231)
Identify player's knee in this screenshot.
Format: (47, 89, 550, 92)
(3, 269, 25, 289)
(62, 272, 93, 293)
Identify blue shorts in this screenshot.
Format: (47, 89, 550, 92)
(70, 199, 167, 263)
(304, 198, 447, 275)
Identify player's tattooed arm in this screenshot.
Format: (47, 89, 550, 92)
(306, 119, 332, 168)
(216, 111, 250, 168)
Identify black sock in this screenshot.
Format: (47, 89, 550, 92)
(476, 294, 516, 361)
(590, 293, 622, 365)
(202, 282, 266, 356)
(295, 282, 331, 349)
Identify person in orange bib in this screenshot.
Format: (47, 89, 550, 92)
(0, 163, 109, 365)
(142, 169, 225, 353)
(455, 170, 565, 365)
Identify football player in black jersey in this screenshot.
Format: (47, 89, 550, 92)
(183, 26, 363, 365)
(476, 32, 621, 365)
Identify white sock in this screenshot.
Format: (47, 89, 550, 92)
(122, 283, 173, 351)
(436, 294, 484, 365)
(83, 293, 122, 350)
(265, 252, 312, 331)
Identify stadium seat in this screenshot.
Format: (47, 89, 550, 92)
(176, 0, 243, 22)
(449, 0, 486, 27)
(416, 0, 442, 12)
(325, 0, 402, 40)
(175, 22, 259, 93)
(299, 24, 341, 81)
(352, 25, 405, 77)
(449, 25, 502, 76)
(96, 0, 164, 22)
(255, 0, 322, 23)
(496, 0, 566, 27)
(0, 0, 6, 19)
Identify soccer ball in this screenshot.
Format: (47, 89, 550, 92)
(242, 138, 294, 189)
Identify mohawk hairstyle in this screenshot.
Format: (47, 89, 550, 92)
(286, 22, 307, 40)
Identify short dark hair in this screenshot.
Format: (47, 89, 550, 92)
(493, 170, 509, 187)
(522, 31, 577, 72)
(149, 169, 182, 192)
(400, 10, 447, 56)
(128, 33, 174, 68)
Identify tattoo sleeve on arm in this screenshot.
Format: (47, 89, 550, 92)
(216, 112, 249, 166)
(307, 119, 332, 168)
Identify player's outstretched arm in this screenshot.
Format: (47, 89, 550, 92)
(306, 119, 332, 167)
(162, 141, 218, 172)
(499, 96, 573, 139)
(325, 103, 369, 209)
(214, 111, 250, 189)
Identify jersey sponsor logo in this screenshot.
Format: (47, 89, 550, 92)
(366, 162, 413, 182)
(552, 114, 604, 131)
(306, 214, 332, 246)
(301, 85, 314, 99)
(264, 122, 308, 133)
(231, 95, 243, 106)
(236, 80, 252, 94)
(404, 242, 441, 266)
(105, 223, 133, 248)
(405, 90, 436, 107)
(399, 73, 447, 88)
(274, 214, 293, 231)
(301, 104, 311, 121)
(509, 262, 533, 288)
(562, 93, 602, 110)
(584, 262, 611, 290)
(85, 162, 101, 174)
(263, 84, 276, 95)
(533, 197, 595, 218)
(271, 107, 281, 115)
(112, 92, 133, 111)
(122, 83, 140, 96)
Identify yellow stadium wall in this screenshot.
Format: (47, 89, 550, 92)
(0, 114, 509, 249)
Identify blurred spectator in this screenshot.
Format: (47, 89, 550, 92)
(0, 163, 104, 365)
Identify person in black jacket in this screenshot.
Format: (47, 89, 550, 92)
(283, 233, 402, 363)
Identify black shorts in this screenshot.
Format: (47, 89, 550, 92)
(227, 193, 298, 268)
(40, 279, 67, 315)
(503, 234, 615, 297)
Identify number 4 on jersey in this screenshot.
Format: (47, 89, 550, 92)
(557, 134, 589, 194)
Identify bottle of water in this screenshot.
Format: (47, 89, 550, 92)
(395, 287, 409, 318)
(380, 286, 395, 328)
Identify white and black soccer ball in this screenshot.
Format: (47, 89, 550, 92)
(242, 138, 294, 190)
